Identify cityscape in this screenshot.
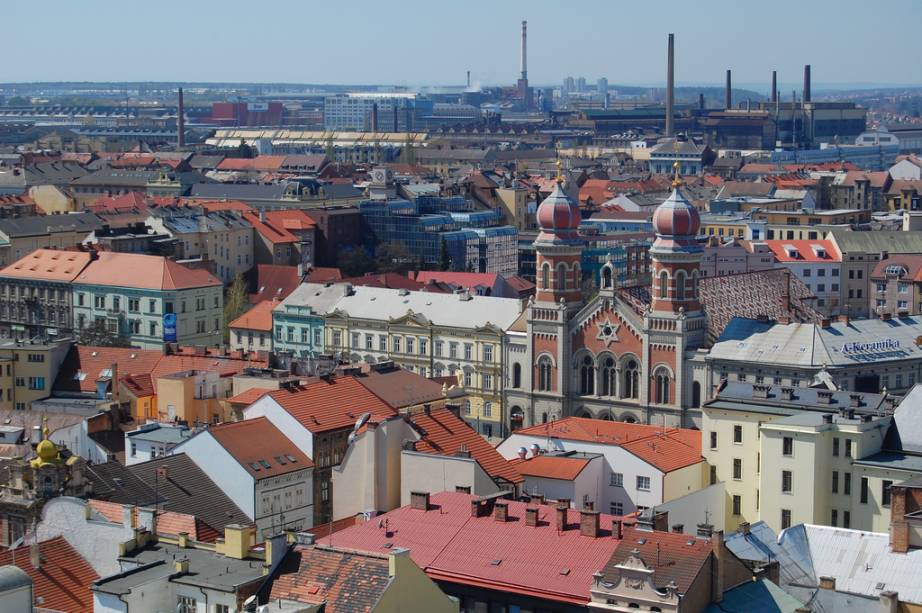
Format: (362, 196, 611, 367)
(1, 2, 922, 612)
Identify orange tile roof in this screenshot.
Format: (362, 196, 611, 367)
(0, 248, 92, 282)
(243, 209, 316, 245)
(412, 407, 523, 484)
(121, 373, 155, 398)
(509, 455, 591, 481)
(88, 499, 220, 542)
(602, 527, 713, 594)
(229, 299, 276, 332)
(267, 377, 397, 434)
(305, 266, 342, 283)
(206, 416, 313, 477)
(515, 417, 702, 473)
(762, 239, 841, 263)
(217, 155, 287, 172)
(74, 252, 222, 290)
(0, 536, 98, 613)
(228, 387, 272, 405)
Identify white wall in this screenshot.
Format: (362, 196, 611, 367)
(93, 592, 128, 613)
(0, 584, 31, 613)
(244, 396, 315, 459)
(654, 482, 727, 535)
(519, 456, 606, 510)
(400, 451, 500, 505)
(171, 431, 255, 518)
(254, 467, 314, 538)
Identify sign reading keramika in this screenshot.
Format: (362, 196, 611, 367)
(841, 338, 901, 354)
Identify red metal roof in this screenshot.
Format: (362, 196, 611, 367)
(514, 418, 702, 473)
(411, 407, 523, 485)
(322, 491, 624, 606)
(0, 536, 98, 613)
(74, 252, 222, 290)
(267, 377, 397, 434)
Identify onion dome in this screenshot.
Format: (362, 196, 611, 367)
(653, 187, 700, 238)
(536, 179, 581, 243)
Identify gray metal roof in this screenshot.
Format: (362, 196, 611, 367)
(706, 381, 888, 416)
(852, 451, 922, 472)
(125, 423, 192, 445)
(0, 565, 30, 591)
(188, 182, 291, 201)
(117, 541, 264, 592)
(828, 229, 922, 254)
(0, 212, 102, 238)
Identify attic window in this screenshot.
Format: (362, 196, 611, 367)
(100, 368, 112, 378)
(73, 372, 87, 381)
(491, 559, 502, 566)
(249, 462, 261, 471)
(275, 455, 288, 465)
(286, 455, 297, 463)
(259, 459, 271, 469)
(559, 568, 571, 576)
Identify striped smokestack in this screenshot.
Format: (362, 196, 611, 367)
(665, 33, 674, 137)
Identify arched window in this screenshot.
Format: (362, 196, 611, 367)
(538, 356, 553, 391)
(692, 381, 702, 408)
(557, 263, 568, 290)
(541, 412, 548, 424)
(655, 370, 671, 404)
(580, 355, 594, 395)
(675, 270, 687, 301)
(659, 270, 669, 299)
(601, 357, 616, 396)
(602, 266, 613, 289)
(691, 270, 699, 299)
(512, 363, 522, 388)
(541, 263, 550, 289)
(623, 359, 639, 399)
(510, 406, 524, 430)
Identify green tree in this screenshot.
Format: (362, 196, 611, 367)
(223, 273, 249, 342)
(376, 242, 418, 274)
(438, 241, 451, 271)
(338, 248, 376, 277)
(76, 319, 133, 348)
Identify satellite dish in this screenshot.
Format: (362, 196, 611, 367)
(354, 412, 372, 431)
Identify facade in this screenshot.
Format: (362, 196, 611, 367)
(146, 207, 254, 283)
(124, 422, 192, 465)
(0, 249, 92, 340)
(229, 299, 275, 353)
(276, 281, 522, 437)
(648, 139, 710, 176)
(497, 418, 704, 517)
(323, 93, 433, 131)
(155, 369, 233, 425)
(172, 417, 314, 538)
(761, 239, 842, 315)
(243, 209, 316, 268)
(0, 212, 102, 267)
(72, 252, 224, 349)
(0, 338, 71, 411)
(870, 255, 922, 316)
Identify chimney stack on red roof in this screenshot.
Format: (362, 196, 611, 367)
(525, 506, 538, 527)
(890, 484, 909, 554)
(672, 524, 684, 534)
(494, 501, 509, 522)
(410, 491, 430, 511)
(712, 530, 726, 604)
(555, 500, 569, 531)
(531, 493, 545, 506)
(580, 507, 600, 538)
(613, 519, 623, 539)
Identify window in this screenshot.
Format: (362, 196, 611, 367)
(332, 330, 341, 347)
(351, 332, 359, 348)
(782, 470, 793, 493)
(709, 431, 718, 450)
(844, 472, 851, 495)
(833, 437, 840, 456)
(482, 373, 493, 390)
(654, 371, 670, 404)
(783, 437, 793, 456)
(149, 299, 157, 313)
(406, 337, 415, 355)
(313, 328, 322, 346)
(196, 320, 206, 334)
(77, 292, 85, 306)
(831, 509, 838, 527)
(832, 471, 839, 494)
(28, 377, 45, 391)
(732, 495, 741, 516)
(610, 472, 623, 487)
(128, 298, 140, 312)
(709, 465, 717, 485)
(610, 502, 623, 516)
(843, 511, 851, 529)
(464, 343, 473, 361)
(781, 509, 792, 529)
(419, 339, 427, 355)
(378, 335, 386, 352)
(393, 337, 401, 353)
(483, 402, 492, 417)
(149, 321, 157, 337)
(733, 425, 742, 444)
(449, 342, 458, 359)
(882, 480, 893, 507)
(434, 340, 443, 356)
(463, 371, 472, 387)
(845, 438, 852, 458)
(287, 327, 295, 342)
(538, 356, 552, 391)
(860, 477, 869, 503)
(512, 363, 522, 388)
(636, 476, 651, 491)
(732, 458, 742, 480)
(94, 295, 105, 309)
(580, 355, 594, 395)
(177, 596, 197, 613)
(659, 271, 668, 299)
(483, 344, 493, 362)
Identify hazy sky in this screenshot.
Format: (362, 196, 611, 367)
(6, 0, 921, 90)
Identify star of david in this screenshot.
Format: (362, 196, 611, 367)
(596, 318, 620, 346)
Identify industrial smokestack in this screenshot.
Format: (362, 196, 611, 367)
(520, 20, 527, 80)
(371, 102, 378, 133)
(467, 70, 471, 89)
(725, 70, 732, 110)
(393, 105, 398, 133)
(177, 87, 185, 148)
(665, 33, 675, 137)
(803, 64, 811, 103)
(698, 93, 705, 111)
(771, 71, 778, 103)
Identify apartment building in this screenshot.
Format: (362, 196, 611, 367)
(0, 213, 102, 267)
(228, 299, 275, 354)
(0, 338, 71, 411)
(870, 255, 922, 316)
(0, 249, 93, 340)
(243, 209, 316, 268)
(72, 252, 223, 349)
(761, 239, 842, 314)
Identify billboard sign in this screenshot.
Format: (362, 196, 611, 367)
(163, 313, 177, 342)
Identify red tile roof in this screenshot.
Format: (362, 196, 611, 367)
(243, 209, 316, 245)
(305, 266, 343, 283)
(266, 377, 397, 433)
(229, 299, 276, 332)
(251, 264, 302, 303)
(206, 416, 313, 477)
(509, 455, 591, 481)
(74, 252, 222, 290)
(412, 271, 500, 289)
(0, 536, 98, 613)
(411, 407, 523, 485)
(189, 199, 254, 214)
(762, 239, 841, 263)
(0, 248, 93, 282)
(322, 491, 623, 606)
(269, 546, 391, 612)
(514, 418, 702, 473)
(88, 499, 220, 542)
(228, 387, 272, 405)
(340, 272, 428, 291)
(601, 527, 713, 594)
(121, 373, 155, 398)
(216, 155, 287, 172)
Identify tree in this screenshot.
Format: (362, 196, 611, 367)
(6, 96, 29, 107)
(223, 273, 249, 342)
(375, 242, 418, 274)
(338, 247, 376, 277)
(76, 319, 133, 348)
(438, 241, 451, 272)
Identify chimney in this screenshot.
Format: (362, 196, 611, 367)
(371, 103, 378, 133)
(494, 501, 509, 522)
(531, 493, 545, 506)
(698, 92, 705, 111)
(520, 20, 528, 81)
(822, 414, 833, 424)
(665, 33, 675, 137)
(771, 71, 778, 103)
(890, 485, 909, 554)
(174, 558, 190, 574)
(697, 523, 714, 538)
(838, 313, 850, 325)
(177, 88, 185, 148)
(752, 384, 770, 399)
(29, 540, 40, 570)
(880, 591, 899, 613)
(177, 532, 189, 548)
(466, 70, 471, 89)
(555, 500, 568, 531)
(849, 393, 862, 408)
(819, 576, 836, 590)
(613, 519, 623, 539)
(580, 507, 600, 538)
(410, 491, 430, 511)
(882, 312, 892, 321)
(393, 105, 398, 132)
(138, 507, 156, 534)
(820, 317, 831, 328)
(653, 511, 668, 532)
(525, 506, 538, 527)
(817, 390, 833, 404)
(803, 64, 811, 103)
(725, 69, 732, 110)
(712, 530, 726, 603)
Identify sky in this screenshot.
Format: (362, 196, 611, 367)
(5, 0, 922, 90)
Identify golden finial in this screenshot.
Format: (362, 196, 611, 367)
(555, 158, 563, 184)
(671, 138, 682, 188)
(41, 415, 49, 441)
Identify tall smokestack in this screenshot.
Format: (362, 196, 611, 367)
(725, 70, 732, 110)
(771, 71, 778, 103)
(177, 87, 185, 148)
(467, 70, 471, 89)
(371, 102, 378, 133)
(665, 33, 675, 137)
(803, 64, 811, 103)
(393, 105, 398, 132)
(698, 93, 705, 111)
(520, 20, 527, 80)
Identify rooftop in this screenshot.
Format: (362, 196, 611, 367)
(73, 252, 222, 290)
(263, 376, 397, 434)
(0, 536, 98, 613)
(204, 416, 313, 478)
(229, 299, 277, 332)
(0, 248, 92, 282)
(601, 527, 713, 594)
(510, 453, 595, 481)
